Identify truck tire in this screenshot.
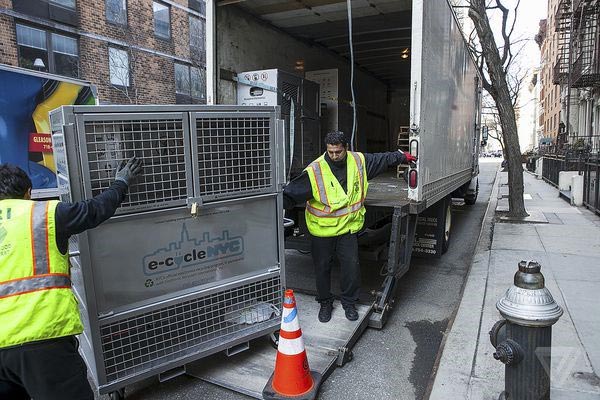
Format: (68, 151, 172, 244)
(442, 200, 452, 254)
(464, 181, 479, 205)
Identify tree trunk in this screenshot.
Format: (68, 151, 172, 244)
(469, 0, 528, 218)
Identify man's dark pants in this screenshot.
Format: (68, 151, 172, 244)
(0, 336, 93, 400)
(310, 232, 361, 307)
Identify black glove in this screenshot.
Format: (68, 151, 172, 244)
(115, 156, 143, 185)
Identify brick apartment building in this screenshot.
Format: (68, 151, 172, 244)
(0, 0, 207, 105)
(537, 0, 563, 145)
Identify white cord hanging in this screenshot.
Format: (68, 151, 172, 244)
(347, 0, 357, 151)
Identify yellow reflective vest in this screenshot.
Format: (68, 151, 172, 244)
(0, 200, 82, 348)
(304, 152, 369, 237)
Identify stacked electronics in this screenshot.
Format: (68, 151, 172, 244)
(49, 105, 286, 396)
(237, 69, 321, 177)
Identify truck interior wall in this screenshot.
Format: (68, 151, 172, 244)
(388, 90, 411, 150)
(216, 5, 396, 153)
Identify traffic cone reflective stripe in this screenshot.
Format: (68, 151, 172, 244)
(263, 289, 322, 400)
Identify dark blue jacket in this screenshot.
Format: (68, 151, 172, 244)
(55, 181, 128, 254)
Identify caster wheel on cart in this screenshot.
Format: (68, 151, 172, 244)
(268, 330, 280, 349)
(109, 388, 125, 400)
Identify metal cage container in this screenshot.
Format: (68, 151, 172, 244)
(49, 105, 286, 395)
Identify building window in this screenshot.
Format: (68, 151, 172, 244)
(106, 0, 127, 25)
(189, 16, 205, 51)
(189, 16, 206, 62)
(188, 0, 206, 14)
(50, 0, 76, 9)
(51, 33, 78, 77)
(16, 24, 79, 78)
(109, 47, 130, 87)
(174, 63, 206, 103)
(153, 2, 170, 39)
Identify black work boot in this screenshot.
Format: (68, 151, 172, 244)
(343, 304, 359, 321)
(318, 301, 334, 323)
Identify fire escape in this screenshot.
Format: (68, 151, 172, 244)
(571, 0, 600, 89)
(571, 0, 600, 157)
(553, 0, 571, 85)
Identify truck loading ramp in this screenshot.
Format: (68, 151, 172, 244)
(186, 292, 372, 399)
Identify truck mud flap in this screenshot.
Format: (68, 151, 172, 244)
(412, 197, 449, 258)
(186, 292, 372, 399)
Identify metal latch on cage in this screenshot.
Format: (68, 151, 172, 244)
(186, 197, 204, 217)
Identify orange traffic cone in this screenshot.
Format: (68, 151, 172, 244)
(263, 289, 322, 400)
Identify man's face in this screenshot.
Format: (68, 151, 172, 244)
(326, 143, 348, 162)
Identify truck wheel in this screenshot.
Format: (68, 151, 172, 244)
(464, 181, 479, 205)
(442, 201, 452, 254)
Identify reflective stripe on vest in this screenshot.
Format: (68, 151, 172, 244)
(0, 274, 71, 299)
(348, 152, 365, 196)
(32, 201, 50, 276)
(307, 161, 331, 212)
(306, 200, 364, 218)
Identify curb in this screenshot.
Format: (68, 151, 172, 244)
(424, 165, 502, 399)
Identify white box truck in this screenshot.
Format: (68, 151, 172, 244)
(186, 0, 482, 397)
(216, 0, 481, 312)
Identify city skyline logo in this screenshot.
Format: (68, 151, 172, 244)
(142, 224, 244, 276)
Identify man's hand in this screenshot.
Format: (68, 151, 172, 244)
(402, 151, 417, 164)
(115, 156, 143, 185)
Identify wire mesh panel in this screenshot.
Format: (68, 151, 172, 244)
(99, 275, 281, 384)
(192, 113, 275, 201)
(78, 114, 192, 213)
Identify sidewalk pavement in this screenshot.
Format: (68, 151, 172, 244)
(430, 168, 600, 399)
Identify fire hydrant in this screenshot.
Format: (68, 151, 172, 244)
(489, 260, 563, 400)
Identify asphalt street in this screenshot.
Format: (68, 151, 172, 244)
(98, 159, 500, 400)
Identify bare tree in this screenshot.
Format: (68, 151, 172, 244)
(468, 0, 528, 218)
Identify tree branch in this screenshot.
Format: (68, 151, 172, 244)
(497, 0, 511, 66)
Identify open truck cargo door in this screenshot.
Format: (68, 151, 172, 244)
(408, 0, 481, 206)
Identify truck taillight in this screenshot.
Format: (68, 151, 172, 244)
(410, 139, 418, 158)
(409, 170, 418, 189)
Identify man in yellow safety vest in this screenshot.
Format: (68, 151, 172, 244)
(0, 157, 142, 400)
(283, 132, 416, 322)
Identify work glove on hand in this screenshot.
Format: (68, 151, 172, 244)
(115, 156, 143, 185)
(402, 151, 417, 164)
